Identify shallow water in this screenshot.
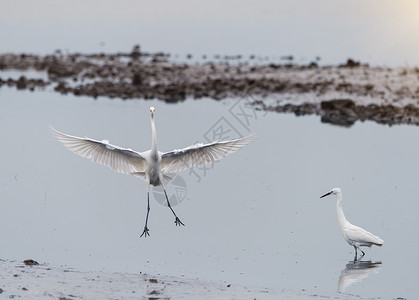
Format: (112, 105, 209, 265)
(1, 87, 418, 299)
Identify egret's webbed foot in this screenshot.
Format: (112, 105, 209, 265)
(175, 217, 185, 226)
(162, 189, 184, 227)
(140, 227, 150, 237)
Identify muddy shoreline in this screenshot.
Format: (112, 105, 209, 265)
(0, 259, 378, 299)
(1, 46, 419, 127)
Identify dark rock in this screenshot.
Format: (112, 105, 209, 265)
(320, 99, 357, 127)
(364, 84, 374, 91)
(268, 63, 281, 69)
(340, 58, 360, 68)
(16, 76, 28, 89)
(54, 82, 69, 94)
(307, 62, 318, 68)
(131, 45, 141, 60)
(132, 73, 143, 86)
(148, 289, 161, 295)
(48, 63, 75, 78)
(321, 99, 355, 111)
(24, 259, 39, 266)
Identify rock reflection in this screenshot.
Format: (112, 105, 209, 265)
(338, 260, 382, 293)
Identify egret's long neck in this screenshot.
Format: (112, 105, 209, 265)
(150, 115, 157, 155)
(336, 191, 347, 229)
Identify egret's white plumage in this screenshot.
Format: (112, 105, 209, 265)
(52, 106, 253, 237)
(320, 188, 383, 260)
(160, 138, 254, 173)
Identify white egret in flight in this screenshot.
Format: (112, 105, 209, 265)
(51, 107, 253, 237)
(320, 188, 383, 260)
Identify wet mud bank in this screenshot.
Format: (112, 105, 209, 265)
(255, 99, 419, 127)
(0, 259, 377, 300)
(1, 47, 419, 127)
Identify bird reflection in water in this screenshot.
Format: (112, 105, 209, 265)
(338, 260, 382, 293)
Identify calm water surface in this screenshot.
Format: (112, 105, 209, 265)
(0, 87, 418, 299)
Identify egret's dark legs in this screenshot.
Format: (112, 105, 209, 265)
(140, 190, 151, 237)
(163, 189, 185, 226)
(353, 246, 365, 261)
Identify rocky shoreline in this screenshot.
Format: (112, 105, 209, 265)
(1, 46, 419, 127)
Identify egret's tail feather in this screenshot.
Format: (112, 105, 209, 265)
(374, 237, 384, 246)
(130, 171, 146, 180)
(130, 172, 172, 184)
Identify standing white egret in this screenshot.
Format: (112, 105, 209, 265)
(51, 107, 253, 237)
(320, 188, 383, 260)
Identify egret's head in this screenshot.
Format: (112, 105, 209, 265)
(150, 107, 155, 117)
(320, 187, 341, 198)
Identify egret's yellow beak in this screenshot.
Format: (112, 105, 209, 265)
(150, 107, 155, 117)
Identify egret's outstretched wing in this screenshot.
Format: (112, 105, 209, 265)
(160, 135, 254, 173)
(343, 224, 384, 246)
(51, 126, 146, 174)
